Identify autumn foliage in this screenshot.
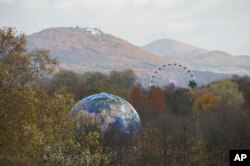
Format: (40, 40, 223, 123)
(147, 86, 166, 114)
(128, 85, 143, 109)
(192, 89, 218, 111)
(1, 27, 250, 166)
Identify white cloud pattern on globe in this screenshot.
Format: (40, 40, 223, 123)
(69, 92, 141, 133)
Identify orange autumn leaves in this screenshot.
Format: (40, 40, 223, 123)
(129, 85, 166, 114)
(129, 86, 219, 115)
(129, 85, 143, 109)
(147, 86, 166, 113)
(192, 89, 218, 112)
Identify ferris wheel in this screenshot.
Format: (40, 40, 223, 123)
(149, 63, 195, 88)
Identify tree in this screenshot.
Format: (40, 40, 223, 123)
(0, 27, 30, 89)
(82, 71, 107, 83)
(0, 27, 58, 91)
(232, 75, 250, 108)
(147, 86, 166, 114)
(165, 88, 193, 115)
(79, 71, 131, 99)
(39, 90, 80, 165)
(192, 89, 218, 140)
(48, 70, 84, 99)
(109, 69, 137, 91)
(207, 79, 244, 110)
(0, 86, 39, 164)
(188, 80, 197, 89)
(28, 48, 58, 79)
(192, 89, 218, 112)
(128, 84, 143, 110)
(0, 27, 58, 164)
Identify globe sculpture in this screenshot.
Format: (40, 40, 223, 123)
(69, 92, 141, 134)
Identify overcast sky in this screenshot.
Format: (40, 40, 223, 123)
(1, 0, 250, 55)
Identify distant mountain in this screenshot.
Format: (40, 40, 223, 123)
(143, 39, 250, 75)
(143, 39, 207, 57)
(27, 27, 233, 86)
(238, 55, 250, 63)
(193, 70, 232, 85)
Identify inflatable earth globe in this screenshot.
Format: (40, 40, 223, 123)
(69, 92, 141, 134)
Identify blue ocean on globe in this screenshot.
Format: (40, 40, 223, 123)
(69, 92, 141, 133)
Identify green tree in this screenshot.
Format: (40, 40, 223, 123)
(232, 75, 250, 108)
(48, 70, 84, 99)
(207, 79, 244, 110)
(188, 80, 198, 89)
(109, 69, 137, 91)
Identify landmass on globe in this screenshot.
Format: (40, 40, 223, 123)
(69, 92, 141, 133)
